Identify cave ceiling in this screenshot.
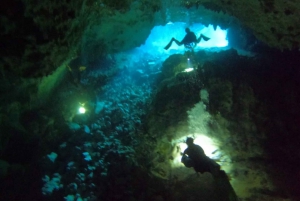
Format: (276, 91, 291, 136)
(191, 0, 300, 50)
(1, 0, 300, 78)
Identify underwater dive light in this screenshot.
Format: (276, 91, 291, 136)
(184, 68, 194, 72)
(183, 57, 194, 72)
(78, 102, 86, 114)
(79, 107, 86, 114)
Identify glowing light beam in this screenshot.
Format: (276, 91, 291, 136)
(140, 22, 228, 53)
(171, 134, 220, 168)
(78, 107, 86, 114)
(183, 68, 194, 72)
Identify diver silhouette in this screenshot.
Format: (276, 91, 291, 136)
(181, 137, 220, 176)
(164, 28, 210, 50)
(181, 137, 239, 200)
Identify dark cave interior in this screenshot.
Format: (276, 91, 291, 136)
(1, 0, 300, 201)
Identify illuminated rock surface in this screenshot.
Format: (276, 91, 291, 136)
(1, 0, 300, 201)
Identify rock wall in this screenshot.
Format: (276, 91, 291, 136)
(2, 0, 299, 80)
(183, 0, 300, 49)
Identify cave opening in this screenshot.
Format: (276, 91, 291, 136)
(1, 1, 300, 201)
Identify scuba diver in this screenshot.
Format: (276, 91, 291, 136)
(164, 28, 210, 50)
(181, 137, 239, 200)
(181, 137, 220, 176)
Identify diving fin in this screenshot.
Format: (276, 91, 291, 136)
(200, 34, 210, 41)
(164, 40, 173, 50)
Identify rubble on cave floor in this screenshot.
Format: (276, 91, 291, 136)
(39, 49, 246, 201)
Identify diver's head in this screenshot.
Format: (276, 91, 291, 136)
(186, 137, 194, 146)
(185, 28, 191, 33)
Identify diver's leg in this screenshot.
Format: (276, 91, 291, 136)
(196, 35, 203, 43)
(165, 38, 183, 50)
(172, 38, 183, 46)
(214, 170, 239, 200)
(197, 34, 211, 43)
(164, 38, 174, 50)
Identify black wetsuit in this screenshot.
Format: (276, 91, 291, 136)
(183, 144, 212, 173)
(181, 31, 197, 45)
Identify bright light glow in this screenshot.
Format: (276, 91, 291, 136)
(171, 134, 220, 168)
(183, 68, 194, 72)
(186, 57, 193, 69)
(196, 25, 228, 48)
(183, 134, 218, 157)
(79, 107, 86, 114)
(139, 22, 228, 54)
(115, 22, 228, 71)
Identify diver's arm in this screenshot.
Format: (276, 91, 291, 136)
(183, 148, 189, 156)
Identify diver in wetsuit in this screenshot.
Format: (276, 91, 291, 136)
(181, 137, 220, 175)
(164, 28, 210, 50)
(181, 137, 239, 201)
